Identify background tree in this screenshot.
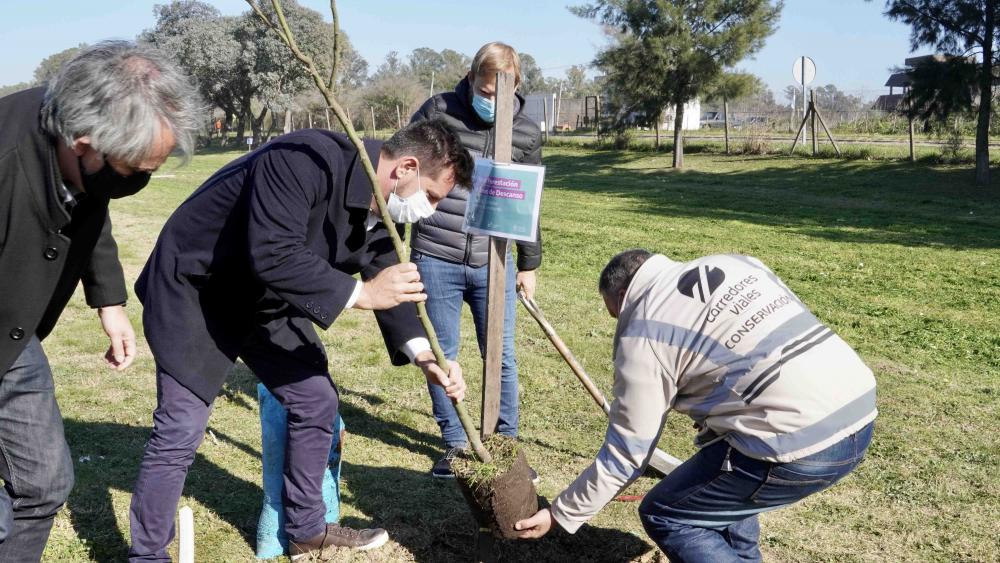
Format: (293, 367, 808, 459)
(33, 44, 87, 85)
(562, 64, 600, 97)
(814, 83, 866, 113)
(703, 71, 762, 153)
(575, 0, 783, 168)
(409, 47, 445, 91)
(519, 53, 546, 94)
(874, 0, 998, 186)
(144, 0, 354, 145)
(438, 49, 471, 90)
(407, 48, 470, 94)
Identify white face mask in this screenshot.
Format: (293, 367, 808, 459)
(386, 171, 435, 224)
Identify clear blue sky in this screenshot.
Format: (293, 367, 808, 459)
(2, 1, 919, 96)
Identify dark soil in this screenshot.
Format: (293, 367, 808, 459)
(453, 435, 539, 539)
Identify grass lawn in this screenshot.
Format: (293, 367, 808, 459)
(39, 145, 998, 562)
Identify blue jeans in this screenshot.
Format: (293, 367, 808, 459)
(0, 336, 75, 562)
(413, 251, 519, 448)
(639, 422, 874, 562)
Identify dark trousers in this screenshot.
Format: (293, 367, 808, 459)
(638, 422, 874, 562)
(0, 336, 75, 562)
(127, 349, 339, 562)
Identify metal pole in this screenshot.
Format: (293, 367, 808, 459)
(810, 90, 817, 156)
(801, 57, 808, 147)
(429, 70, 435, 98)
(396, 104, 402, 129)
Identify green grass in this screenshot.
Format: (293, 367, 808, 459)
(40, 146, 999, 562)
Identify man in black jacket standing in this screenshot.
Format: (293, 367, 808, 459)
(409, 42, 543, 478)
(127, 120, 474, 561)
(0, 41, 201, 561)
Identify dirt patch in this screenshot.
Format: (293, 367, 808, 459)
(452, 435, 539, 539)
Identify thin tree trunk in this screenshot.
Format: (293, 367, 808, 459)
(251, 107, 269, 147)
(672, 101, 685, 168)
(235, 113, 248, 146)
(221, 109, 233, 147)
(283, 110, 292, 134)
(976, 13, 993, 186)
(654, 111, 660, 150)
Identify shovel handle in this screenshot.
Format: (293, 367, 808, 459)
(518, 292, 612, 414)
(518, 292, 683, 476)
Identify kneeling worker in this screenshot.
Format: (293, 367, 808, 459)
(128, 120, 473, 561)
(515, 249, 877, 562)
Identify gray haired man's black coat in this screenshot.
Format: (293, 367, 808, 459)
(0, 87, 127, 374)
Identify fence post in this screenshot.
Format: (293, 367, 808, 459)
(723, 96, 730, 154)
(542, 95, 549, 144)
(554, 82, 563, 134)
(908, 100, 916, 162)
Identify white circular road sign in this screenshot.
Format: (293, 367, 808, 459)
(793, 56, 816, 86)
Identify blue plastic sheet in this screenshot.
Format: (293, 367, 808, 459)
(255, 383, 343, 559)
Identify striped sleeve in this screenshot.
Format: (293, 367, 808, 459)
(550, 336, 674, 533)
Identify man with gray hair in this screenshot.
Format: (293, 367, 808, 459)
(0, 40, 200, 561)
(515, 249, 877, 562)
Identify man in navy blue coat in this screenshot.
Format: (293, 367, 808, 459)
(128, 120, 473, 561)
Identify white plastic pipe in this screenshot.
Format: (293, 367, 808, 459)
(179, 505, 194, 563)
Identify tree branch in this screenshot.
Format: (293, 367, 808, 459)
(896, 0, 986, 46)
(327, 0, 340, 91)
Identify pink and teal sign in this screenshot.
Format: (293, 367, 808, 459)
(463, 157, 545, 242)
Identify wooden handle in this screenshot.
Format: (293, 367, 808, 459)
(518, 293, 611, 414)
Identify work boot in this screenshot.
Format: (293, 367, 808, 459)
(431, 446, 466, 478)
(288, 523, 389, 559)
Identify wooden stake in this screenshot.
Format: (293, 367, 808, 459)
(810, 91, 817, 156)
(542, 95, 549, 144)
(789, 110, 810, 154)
(481, 72, 516, 439)
(908, 100, 916, 162)
(396, 104, 402, 129)
(814, 106, 841, 157)
(370, 106, 376, 139)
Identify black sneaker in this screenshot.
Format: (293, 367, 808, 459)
(528, 466, 540, 485)
(288, 523, 389, 559)
(431, 446, 466, 478)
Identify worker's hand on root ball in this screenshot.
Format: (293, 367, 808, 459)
(355, 262, 426, 310)
(514, 508, 554, 539)
(416, 353, 465, 401)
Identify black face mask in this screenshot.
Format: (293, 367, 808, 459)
(78, 156, 152, 199)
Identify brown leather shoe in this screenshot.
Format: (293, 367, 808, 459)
(289, 523, 389, 559)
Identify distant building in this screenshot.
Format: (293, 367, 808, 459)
(873, 55, 974, 112)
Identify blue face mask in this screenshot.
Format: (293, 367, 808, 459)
(472, 94, 495, 123)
